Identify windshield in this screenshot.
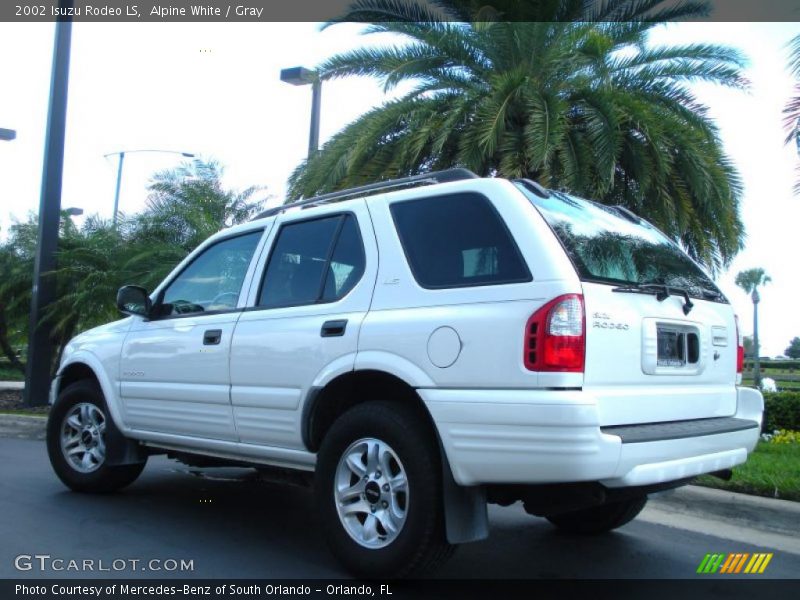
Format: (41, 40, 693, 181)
(515, 184, 727, 302)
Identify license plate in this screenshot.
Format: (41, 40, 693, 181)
(657, 328, 686, 367)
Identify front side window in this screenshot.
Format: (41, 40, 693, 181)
(160, 230, 262, 316)
(390, 192, 531, 289)
(258, 214, 365, 308)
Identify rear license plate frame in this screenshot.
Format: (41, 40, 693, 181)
(657, 327, 686, 367)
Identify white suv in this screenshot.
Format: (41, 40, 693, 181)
(46, 169, 763, 577)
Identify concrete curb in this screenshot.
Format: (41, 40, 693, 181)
(0, 381, 25, 390)
(648, 484, 799, 537)
(0, 414, 47, 441)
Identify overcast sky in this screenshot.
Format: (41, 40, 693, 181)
(0, 21, 799, 355)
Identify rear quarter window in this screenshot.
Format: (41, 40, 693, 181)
(390, 192, 531, 289)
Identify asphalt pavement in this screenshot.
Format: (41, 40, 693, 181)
(0, 437, 798, 580)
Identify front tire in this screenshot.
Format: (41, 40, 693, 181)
(47, 380, 145, 493)
(546, 496, 648, 534)
(315, 401, 454, 578)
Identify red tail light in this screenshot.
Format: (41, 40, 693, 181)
(525, 294, 585, 372)
(735, 315, 744, 374)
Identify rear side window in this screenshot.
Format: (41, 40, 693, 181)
(321, 215, 366, 302)
(258, 214, 365, 308)
(390, 192, 531, 289)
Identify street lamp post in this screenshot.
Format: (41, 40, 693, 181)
(280, 66, 321, 158)
(104, 149, 195, 225)
(25, 3, 73, 407)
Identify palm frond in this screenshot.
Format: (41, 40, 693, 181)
(290, 0, 748, 268)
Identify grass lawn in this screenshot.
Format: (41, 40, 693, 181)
(742, 378, 800, 390)
(695, 441, 800, 502)
(0, 363, 25, 381)
(0, 409, 48, 416)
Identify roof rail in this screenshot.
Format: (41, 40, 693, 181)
(612, 205, 643, 223)
(252, 168, 479, 221)
(512, 178, 551, 199)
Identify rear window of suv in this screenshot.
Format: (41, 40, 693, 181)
(390, 192, 531, 289)
(516, 184, 726, 302)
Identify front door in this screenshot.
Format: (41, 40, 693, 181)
(119, 230, 264, 440)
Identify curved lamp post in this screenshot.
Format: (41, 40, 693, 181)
(104, 149, 195, 225)
(280, 66, 321, 158)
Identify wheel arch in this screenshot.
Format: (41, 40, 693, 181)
(303, 369, 433, 453)
(56, 354, 124, 427)
(57, 362, 99, 396)
(304, 368, 488, 544)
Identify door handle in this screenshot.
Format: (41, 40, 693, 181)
(321, 319, 347, 337)
(203, 329, 222, 345)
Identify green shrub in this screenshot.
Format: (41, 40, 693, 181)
(745, 359, 800, 370)
(763, 392, 800, 432)
(771, 430, 800, 444)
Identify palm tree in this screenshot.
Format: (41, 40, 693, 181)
(735, 268, 771, 388)
(135, 159, 265, 252)
(0, 159, 265, 378)
(50, 159, 266, 328)
(288, 0, 747, 272)
(40, 159, 265, 374)
(783, 33, 800, 194)
(0, 218, 38, 372)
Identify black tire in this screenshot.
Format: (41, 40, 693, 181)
(315, 401, 455, 578)
(47, 379, 146, 493)
(546, 496, 648, 534)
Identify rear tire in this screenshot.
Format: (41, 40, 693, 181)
(546, 496, 647, 534)
(47, 380, 146, 493)
(315, 401, 454, 578)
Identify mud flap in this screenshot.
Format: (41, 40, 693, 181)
(440, 441, 489, 544)
(101, 403, 147, 466)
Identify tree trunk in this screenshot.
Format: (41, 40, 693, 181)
(0, 304, 25, 372)
(752, 293, 761, 389)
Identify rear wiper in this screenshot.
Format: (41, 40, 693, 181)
(697, 286, 726, 302)
(612, 283, 694, 315)
(612, 283, 669, 300)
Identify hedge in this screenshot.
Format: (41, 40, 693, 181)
(763, 391, 800, 432)
(744, 360, 800, 370)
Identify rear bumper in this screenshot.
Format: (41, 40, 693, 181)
(420, 386, 763, 487)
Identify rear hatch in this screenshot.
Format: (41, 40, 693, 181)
(517, 184, 738, 426)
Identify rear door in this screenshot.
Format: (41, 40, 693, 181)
(520, 187, 738, 426)
(229, 201, 377, 449)
(583, 282, 737, 425)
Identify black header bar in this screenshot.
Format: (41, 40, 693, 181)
(2, 0, 799, 23)
(3, 579, 799, 600)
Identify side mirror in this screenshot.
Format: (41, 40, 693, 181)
(116, 285, 152, 317)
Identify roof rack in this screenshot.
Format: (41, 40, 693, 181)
(612, 205, 643, 223)
(252, 168, 479, 221)
(512, 178, 551, 199)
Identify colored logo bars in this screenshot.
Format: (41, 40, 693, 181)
(697, 552, 773, 574)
